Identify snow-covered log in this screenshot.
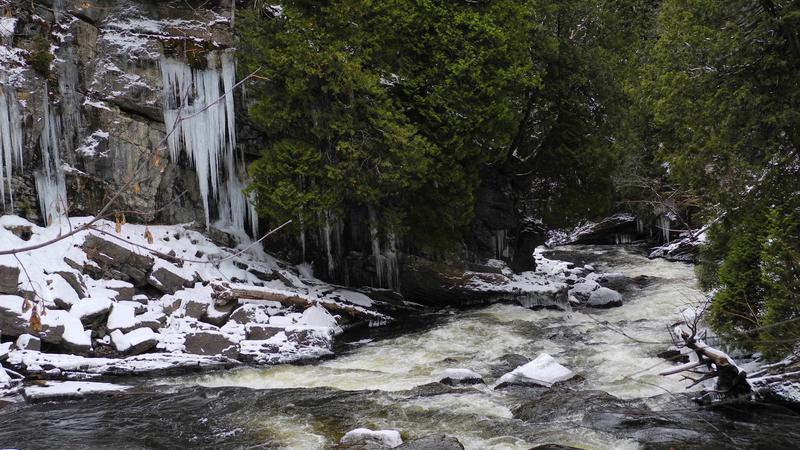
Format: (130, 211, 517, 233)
(210, 282, 390, 324)
(663, 324, 751, 398)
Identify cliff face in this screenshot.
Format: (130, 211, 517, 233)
(0, 0, 261, 233)
(0, 0, 550, 303)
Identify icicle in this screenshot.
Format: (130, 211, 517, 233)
(35, 87, 68, 224)
(385, 229, 399, 290)
(368, 206, 384, 288)
(0, 84, 23, 210)
(161, 54, 256, 236)
(657, 215, 671, 243)
(323, 210, 335, 278)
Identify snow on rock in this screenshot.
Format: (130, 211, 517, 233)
(14, 334, 40, 351)
(436, 368, 484, 386)
(340, 428, 403, 448)
(586, 286, 623, 308)
(107, 302, 136, 331)
(110, 328, 157, 354)
(299, 304, 343, 334)
(69, 297, 112, 324)
(496, 353, 575, 388)
(22, 381, 129, 402)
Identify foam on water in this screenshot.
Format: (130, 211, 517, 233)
(183, 245, 702, 449)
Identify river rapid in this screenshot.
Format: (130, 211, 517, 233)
(2, 245, 800, 449)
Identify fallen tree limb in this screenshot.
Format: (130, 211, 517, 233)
(663, 324, 751, 397)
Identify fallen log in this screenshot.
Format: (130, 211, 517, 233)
(662, 324, 751, 398)
(211, 282, 391, 324)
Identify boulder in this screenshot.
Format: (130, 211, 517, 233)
(396, 435, 464, 450)
(183, 331, 238, 359)
(148, 262, 193, 295)
(246, 324, 283, 340)
(107, 302, 136, 332)
(55, 271, 87, 298)
(0, 296, 65, 345)
(496, 354, 575, 389)
(82, 235, 154, 284)
(201, 301, 238, 327)
(0, 264, 19, 294)
(436, 368, 484, 386)
(568, 279, 600, 302)
(586, 287, 623, 308)
(340, 428, 402, 449)
(183, 299, 208, 319)
(228, 303, 279, 325)
(69, 298, 113, 326)
(110, 328, 157, 355)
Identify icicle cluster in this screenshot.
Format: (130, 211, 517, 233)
(160, 51, 257, 236)
(35, 90, 68, 224)
(368, 206, 400, 290)
(0, 85, 23, 210)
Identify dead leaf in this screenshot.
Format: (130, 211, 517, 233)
(30, 307, 41, 333)
(133, 182, 141, 194)
(145, 226, 154, 245)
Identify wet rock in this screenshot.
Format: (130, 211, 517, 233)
(184, 331, 238, 359)
(488, 354, 531, 379)
(82, 235, 154, 285)
(436, 368, 484, 386)
(528, 445, 582, 450)
(396, 382, 459, 398)
(586, 287, 623, 308)
(582, 410, 705, 447)
(148, 263, 192, 295)
(0, 264, 19, 294)
(14, 334, 40, 351)
(396, 434, 464, 450)
(339, 428, 403, 449)
(514, 390, 636, 422)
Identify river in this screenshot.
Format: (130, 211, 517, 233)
(1, 245, 799, 449)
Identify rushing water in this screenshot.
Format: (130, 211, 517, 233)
(2, 246, 800, 449)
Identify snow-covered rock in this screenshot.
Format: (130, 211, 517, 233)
(569, 279, 601, 302)
(107, 302, 136, 331)
(22, 381, 130, 402)
(436, 368, 484, 386)
(183, 330, 238, 359)
(110, 328, 157, 355)
(14, 333, 40, 351)
(69, 297, 112, 325)
(496, 353, 575, 388)
(340, 428, 403, 449)
(587, 287, 623, 308)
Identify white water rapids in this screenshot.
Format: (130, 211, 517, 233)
(173, 246, 704, 449)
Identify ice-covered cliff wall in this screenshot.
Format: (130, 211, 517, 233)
(0, 0, 258, 235)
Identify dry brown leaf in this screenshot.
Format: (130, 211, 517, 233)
(22, 296, 32, 313)
(133, 182, 141, 194)
(144, 226, 154, 245)
(30, 307, 41, 333)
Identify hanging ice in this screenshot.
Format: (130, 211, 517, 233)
(35, 88, 68, 224)
(0, 84, 23, 210)
(160, 51, 257, 236)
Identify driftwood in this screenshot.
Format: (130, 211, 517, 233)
(661, 323, 751, 399)
(211, 283, 389, 324)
